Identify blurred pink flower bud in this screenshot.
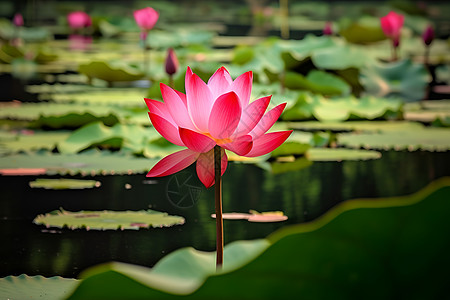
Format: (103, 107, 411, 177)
(13, 13, 24, 27)
(422, 25, 434, 46)
(323, 21, 333, 35)
(67, 11, 92, 29)
(380, 11, 404, 38)
(165, 48, 179, 76)
(134, 7, 159, 31)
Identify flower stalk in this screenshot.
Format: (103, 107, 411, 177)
(214, 145, 223, 269)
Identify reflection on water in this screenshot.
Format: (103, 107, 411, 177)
(0, 150, 449, 278)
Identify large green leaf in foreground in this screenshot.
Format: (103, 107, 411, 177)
(66, 178, 450, 299)
(34, 209, 185, 230)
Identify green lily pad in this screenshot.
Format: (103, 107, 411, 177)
(338, 127, 450, 152)
(29, 178, 101, 190)
(148, 29, 215, 49)
(360, 59, 431, 102)
(404, 100, 450, 125)
(78, 61, 144, 83)
(57, 122, 181, 157)
(37, 87, 147, 107)
(311, 44, 373, 70)
(0, 102, 125, 129)
(271, 130, 330, 158)
(282, 93, 403, 121)
(284, 70, 351, 96)
(270, 157, 313, 174)
(287, 120, 424, 132)
(65, 178, 450, 299)
(0, 130, 71, 155)
(306, 148, 381, 161)
(0, 275, 78, 300)
(338, 17, 387, 44)
(0, 150, 157, 176)
(33, 209, 185, 230)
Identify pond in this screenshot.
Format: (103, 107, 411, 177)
(1, 0, 450, 298)
(1, 150, 449, 278)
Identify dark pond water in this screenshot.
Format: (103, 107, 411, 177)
(1, 150, 450, 278)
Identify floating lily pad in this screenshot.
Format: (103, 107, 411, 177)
(404, 100, 450, 125)
(287, 120, 424, 132)
(148, 29, 215, 49)
(58, 122, 181, 157)
(282, 93, 403, 121)
(43, 88, 147, 107)
(65, 178, 450, 299)
(311, 44, 373, 70)
(29, 178, 101, 190)
(0, 102, 125, 128)
(0, 150, 157, 176)
(338, 17, 387, 44)
(338, 127, 450, 152)
(33, 209, 185, 230)
(284, 70, 351, 96)
(0, 130, 71, 154)
(306, 148, 382, 161)
(270, 157, 313, 174)
(0, 275, 78, 300)
(78, 61, 144, 83)
(360, 59, 430, 102)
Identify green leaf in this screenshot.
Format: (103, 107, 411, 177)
(0, 102, 128, 129)
(43, 88, 148, 107)
(33, 209, 185, 230)
(66, 178, 450, 299)
(270, 157, 313, 174)
(306, 148, 381, 161)
(57, 122, 180, 157)
(284, 70, 351, 96)
(78, 61, 144, 83)
(311, 44, 373, 70)
(288, 120, 424, 132)
(338, 127, 450, 152)
(0, 150, 157, 176)
(0, 275, 78, 300)
(282, 93, 403, 121)
(360, 59, 431, 102)
(0, 130, 71, 155)
(338, 17, 387, 44)
(29, 178, 101, 190)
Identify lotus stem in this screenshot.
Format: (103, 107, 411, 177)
(280, 0, 289, 39)
(214, 145, 223, 269)
(169, 74, 174, 89)
(424, 45, 430, 66)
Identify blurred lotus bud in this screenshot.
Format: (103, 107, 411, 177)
(165, 48, 179, 76)
(134, 7, 159, 31)
(323, 21, 333, 35)
(67, 11, 92, 29)
(422, 25, 434, 46)
(13, 13, 24, 27)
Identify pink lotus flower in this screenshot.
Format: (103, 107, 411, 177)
(422, 25, 434, 46)
(145, 67, 292, 188)
(67, 11, 92, 29)
(380, 11, 404, 41)
(134, 7, 159, 32)
(165, 48, 179, 76)
(13, 13, 24, 27)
